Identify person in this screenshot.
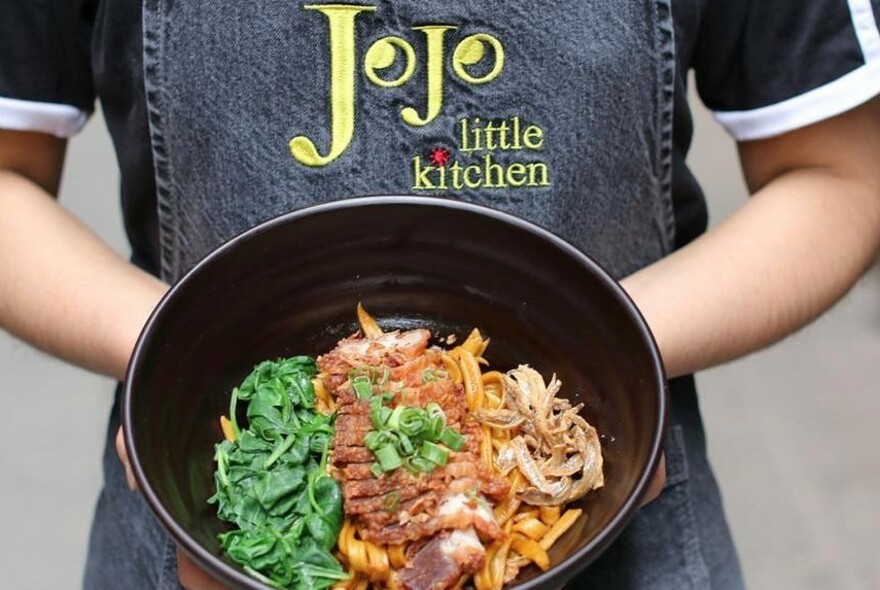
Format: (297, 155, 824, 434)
(2, 0, 880, 588)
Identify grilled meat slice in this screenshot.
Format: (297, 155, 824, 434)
(320, 328, 509, 582)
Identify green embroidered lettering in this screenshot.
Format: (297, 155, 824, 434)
(459, 117, 483, 152)
(523, 125, 544, 150)
(506, 162, 527, 187)
(289, 4, 377, 167)
(463, 164, 481, 188)
(483, 154, 507, 188)
(450, 161, 464, 189)
(510, 116, 523, 150)
(401, 25, 457, 127)
(437, 163, 448, 189)
(452, 34, 505, 84)
(412, 156, 437, 189)
(364, 36, 416, 87)
(496, 120, 512, 150)
(526, 162, 550, 186)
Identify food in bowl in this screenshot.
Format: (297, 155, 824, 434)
(124, 197, 666, 590)
(209, 306, 604, 590)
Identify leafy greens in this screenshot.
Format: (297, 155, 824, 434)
(208, 356, 347, 590)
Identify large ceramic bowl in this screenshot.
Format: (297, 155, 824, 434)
(124, 196, 667, 589)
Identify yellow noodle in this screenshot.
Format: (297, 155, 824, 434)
(357, 302, 383, 339)
(512, 518, 550, 541)
(539, 508, 583, 551)
(388, 544, 407, 569)
(481, 371, 505, 389)
(506, 469, 524, 499)
(458, 349, 484, 410)
(513, 509, 540, 523)
(457, 328, 485, 357)
(313, 377, 335, 413)
(337, 519, 391, 581)
(511, 534, 550, 571)
(491, 535, 514, 590)
(539, 505, 561, 526)
(484, 390, 503, 409)
(219, 416, 236, 442)
(474, 543, 497, 590)
(481, 425, 494, 470)
(441, 353, 463, 384)
(494, 497, 521, 527)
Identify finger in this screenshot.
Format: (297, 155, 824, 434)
(115, 426, 138, 491)
(639, 452, 666, 506)
(177, 547, 231, 590)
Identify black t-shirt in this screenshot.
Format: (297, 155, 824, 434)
(2, 0, 880, 276)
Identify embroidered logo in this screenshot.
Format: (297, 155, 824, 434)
(289, 4, 504, 167)
(289, 4, 551, 190)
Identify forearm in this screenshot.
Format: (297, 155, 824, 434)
(0, 170, 167, 381)
(622, 167, 880, 378)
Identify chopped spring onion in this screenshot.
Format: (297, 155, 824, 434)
(386, 404, 406, 430)
(398, 408, 428, 437)
(403, 456, 436, 474)
(374, 444, 403, 471)
(421, 368, 444, 382)
(419, 441, 449, 466)
(382, 491, 401, 511)
(397, 432, 415, 456)
(370, 396, 392, 428)
(439, 427, 466, 451)
(351, 375, 373, 399)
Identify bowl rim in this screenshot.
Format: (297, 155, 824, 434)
(124, 194, 668, 590)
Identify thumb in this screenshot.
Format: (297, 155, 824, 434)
(115, 426, 138, 491)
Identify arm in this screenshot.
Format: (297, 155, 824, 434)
(622, 97, 880, 378)
(0, 129, 167, 381)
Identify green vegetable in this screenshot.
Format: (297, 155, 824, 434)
(438, 427, 465, 451)
(419, 441, 449, 466)
(208, 356, 346, 590)
(351, 375, 373, 399)
(382, 491, 401, 511)
(374, 444, 403, 472)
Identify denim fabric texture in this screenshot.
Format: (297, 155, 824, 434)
(142, 0, 676, 283)
(83, 0, 745, 588)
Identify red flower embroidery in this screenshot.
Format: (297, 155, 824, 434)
(429, 147, 452, 167)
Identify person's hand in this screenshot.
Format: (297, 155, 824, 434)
(115, 427, 232, 590)
(640, 452, 666, 506)
(176, 548, 231, 590)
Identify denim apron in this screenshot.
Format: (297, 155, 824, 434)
(84, 0, 744, 588)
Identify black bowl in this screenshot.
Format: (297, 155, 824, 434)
(124, 195, 667, 589)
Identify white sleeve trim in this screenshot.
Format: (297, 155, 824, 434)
(0, 96, 89, 138)
(714, 0, 880, 141)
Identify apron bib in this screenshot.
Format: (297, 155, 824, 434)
(128, 3, 747, 589)
(142, 0, 675, 283)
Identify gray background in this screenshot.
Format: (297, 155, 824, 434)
(1, 84, 878, 588)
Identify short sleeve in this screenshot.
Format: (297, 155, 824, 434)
(694, 0, 880, 141)
(0, 0, 96, 137)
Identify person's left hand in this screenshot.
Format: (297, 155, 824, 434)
(116, 427, 232, 589)
(177, 548, 231, 590)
